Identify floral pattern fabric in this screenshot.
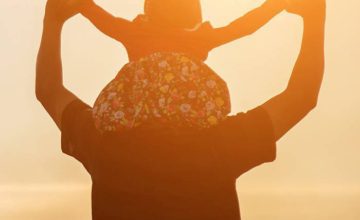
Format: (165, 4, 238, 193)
(92, 52, 231, 133)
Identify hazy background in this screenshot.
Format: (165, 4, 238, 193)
(1, 0, 359, 219)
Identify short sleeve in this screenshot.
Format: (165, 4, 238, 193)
(61, 99, 100, 173)
(211, 106, 277, 178)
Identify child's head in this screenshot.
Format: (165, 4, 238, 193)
(144, 0, 202, 29)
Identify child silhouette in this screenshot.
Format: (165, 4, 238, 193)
(78, 0, 286, 132)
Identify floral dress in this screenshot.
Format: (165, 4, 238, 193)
(92, 52, 231, 133)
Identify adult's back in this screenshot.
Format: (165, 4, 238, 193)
(36, 0, 326, 219)
(61, 100, 275, 219)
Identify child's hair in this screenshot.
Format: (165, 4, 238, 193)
(144, 0, 202, 29)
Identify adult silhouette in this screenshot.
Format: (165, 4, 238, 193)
(36, 0, 326, 219)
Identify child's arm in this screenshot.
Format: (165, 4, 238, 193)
(80, 0, 133, 42)
(207, 0, 286, 48)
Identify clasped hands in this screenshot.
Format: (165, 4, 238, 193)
(43, 0, 326, 27)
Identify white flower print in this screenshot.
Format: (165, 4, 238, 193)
(160, 85, 170, 93)
(159, 97, 166, 108)
(134, 105, 142, 116)
(200, 91, 207, 97)
(206, 80, 217, 89)
(114, 111, 125, 120)
(93, 106, 98, 114)
(180, 104, 192, 113)
(180, 76, 187, 82)
(188, 91, 197, 99)
(158, 60, 169, 69)
(153, 109, 161, 118)
(191, 63, 199, 71)
(135, 69, 145, 81)
(107, 92, 117, 100)
(135, 68, 144, 75)
(99, 102, 109, 114)
(180, 75, 188, 82)
(181, 66, 189, 75)
(206, 101, 215, 111)
(142, 79, 149, 86)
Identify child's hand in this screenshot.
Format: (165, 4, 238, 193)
(44, 0, 86, 24)
(285, 0, 326, 19)
(267, 0, 287, 10)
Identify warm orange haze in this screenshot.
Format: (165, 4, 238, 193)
(1, 0, 360, 219)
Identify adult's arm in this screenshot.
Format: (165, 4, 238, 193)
(262, 0, 326, 141)
(36, 0, 83, 129)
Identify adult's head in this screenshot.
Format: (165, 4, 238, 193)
(144, 0, 203, 29)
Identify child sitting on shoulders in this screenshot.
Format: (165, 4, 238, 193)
(78, 0, 286, 132)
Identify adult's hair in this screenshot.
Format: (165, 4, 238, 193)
(144, 0, 202, 29)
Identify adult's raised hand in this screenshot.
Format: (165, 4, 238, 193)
(44, 0, 90, 25)
(37, 0, 93, 129)
(285, 0, 326, 20)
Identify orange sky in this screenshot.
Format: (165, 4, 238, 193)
(1, 0, 359, 197)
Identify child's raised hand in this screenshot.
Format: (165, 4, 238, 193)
(44, 0, 92, 24)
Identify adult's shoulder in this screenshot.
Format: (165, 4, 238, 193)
(61, 99, 100, 174)
(208, 106, 277, 177)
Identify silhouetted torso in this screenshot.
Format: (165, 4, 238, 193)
(61, 100, 276, 220)
(91, 129, 240, 220)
